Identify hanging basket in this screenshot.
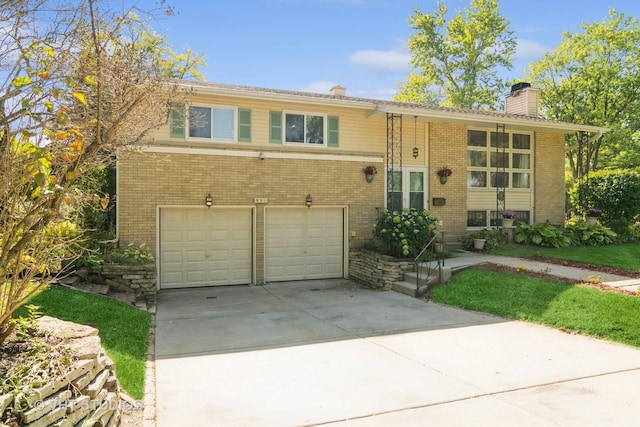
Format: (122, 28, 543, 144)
(439, 176, 448, 184)
(365, 174, 374, 183)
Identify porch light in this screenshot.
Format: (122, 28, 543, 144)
(305, 194, 313, 208)
(205, 193, 213, 208)
(412, 115, 419, 159)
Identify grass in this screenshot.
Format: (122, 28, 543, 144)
(431, 268, 640, 347)
(491, 242, 640, 272)
(17, 286, 150, 399)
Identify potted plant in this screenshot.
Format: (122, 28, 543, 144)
(586, 208, 601, 225)
(501, 209, 516, 228)
(362, 165, 377, 182)
(436, 166, 452, 184)
(471, 230, 487, 250)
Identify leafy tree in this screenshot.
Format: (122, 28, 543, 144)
(0, 0, 205, 344)
(525, 9, 640, 177)
(395, 0, 516, 110)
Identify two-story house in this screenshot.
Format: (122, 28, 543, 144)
(116, 81, 605, 290)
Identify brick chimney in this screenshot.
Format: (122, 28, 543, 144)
(505, 83, 538, 117)
(330, 85, 346, 96)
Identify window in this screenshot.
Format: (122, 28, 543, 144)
(467, 130, 532, 189)
(188, 105, 237, 142)
(386, 168, 427, 210)
(469, 210, 531, 227)
(285, 112, 325, 145)
(489, 210, 531, 227)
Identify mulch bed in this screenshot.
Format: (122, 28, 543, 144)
(515, 254, 640, 279)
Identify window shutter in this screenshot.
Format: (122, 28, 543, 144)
(238, 109, 252, 142)
(169, 103, 185, 138)
(269, 111, 282, 144)
(328, 116, 339, 147)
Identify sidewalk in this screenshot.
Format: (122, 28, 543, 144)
(443, 251, 640, 294)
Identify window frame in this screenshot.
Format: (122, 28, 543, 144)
(186, 103, 238, 143)
(385, 167, 428, 211)
(282, 110, 328, 146)
(467, 129, 533, 190)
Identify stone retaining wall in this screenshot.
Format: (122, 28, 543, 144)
(79, 263, 156, 305)
(349, 248, 414, 290)
(0, 317, 138, 427)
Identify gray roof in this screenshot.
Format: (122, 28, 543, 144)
(177, 80, 607, 134)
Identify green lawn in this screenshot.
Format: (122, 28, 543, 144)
(491, 242, 640, 272)
(18, 286, 150, 399)
(431, 268, 640, 347)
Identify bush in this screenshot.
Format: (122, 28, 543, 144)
(373, 208, 438, 258)
(568, 169, 640, 236)
(461, 228, 508, 251)
(564, 221, 617, 246)
(630, 220, 640, 241)
(514, 222, 571, 248)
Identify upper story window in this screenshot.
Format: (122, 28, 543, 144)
(269, 111, 339, 147)
(467, 130, 532, 189)
(189, 105, 236, 142)
(285, 112, 325, 145)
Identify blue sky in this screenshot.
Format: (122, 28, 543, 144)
(136, 0, 640, 100)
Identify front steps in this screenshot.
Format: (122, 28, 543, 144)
(392, 264, 452, 297)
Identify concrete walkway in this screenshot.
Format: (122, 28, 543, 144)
(443, 252, 640, 294)
(153, 269, 640, 426)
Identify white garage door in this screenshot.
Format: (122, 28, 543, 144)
(265, 207, 344, 282)
(160, 208, 252, 289)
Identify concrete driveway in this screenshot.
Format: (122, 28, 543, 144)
(154, 279, 640, 426)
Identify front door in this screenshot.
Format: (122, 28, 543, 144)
(386, 167, 427, 211)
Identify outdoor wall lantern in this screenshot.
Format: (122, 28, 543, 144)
(305, 194, 313, 208)
(259, 152, 266, 160)
(205, 193, 213, 208)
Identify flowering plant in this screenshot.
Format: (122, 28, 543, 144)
(436, 166, 452, 177)
(586, 208, 602, 217)
(362, 165, 377, 175)
(502, 209, 516, 219)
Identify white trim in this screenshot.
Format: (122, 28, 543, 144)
(142, 145, 383, 163)
(282, 110, 328, 147)
(385, 167, 428, 210)
(186, 104, 238, 143)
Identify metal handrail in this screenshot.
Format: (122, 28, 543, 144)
(413, 230, 446, 294)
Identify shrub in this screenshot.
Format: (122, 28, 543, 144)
(630, 220, 640, 241)
(461, 228, 508, 251)
(105, 243, 154, 265)
(514, 222, 571, 248)
(568, 169, 640, 236)
(564, 221, 617, 246)
(373, 208, 437, 258)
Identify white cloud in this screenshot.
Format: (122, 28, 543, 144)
(515, 39, 549, 62)
(350, 49, 411, 72)
(298, 81, 338, 94)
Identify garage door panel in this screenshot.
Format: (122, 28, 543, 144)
(265, 208, 343, 282)
(160, 208, 252, 289)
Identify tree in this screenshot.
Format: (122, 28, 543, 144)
(0, 0, 205, 344)
(525, 9, 640, 178)
(395, 0, 516, 110)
